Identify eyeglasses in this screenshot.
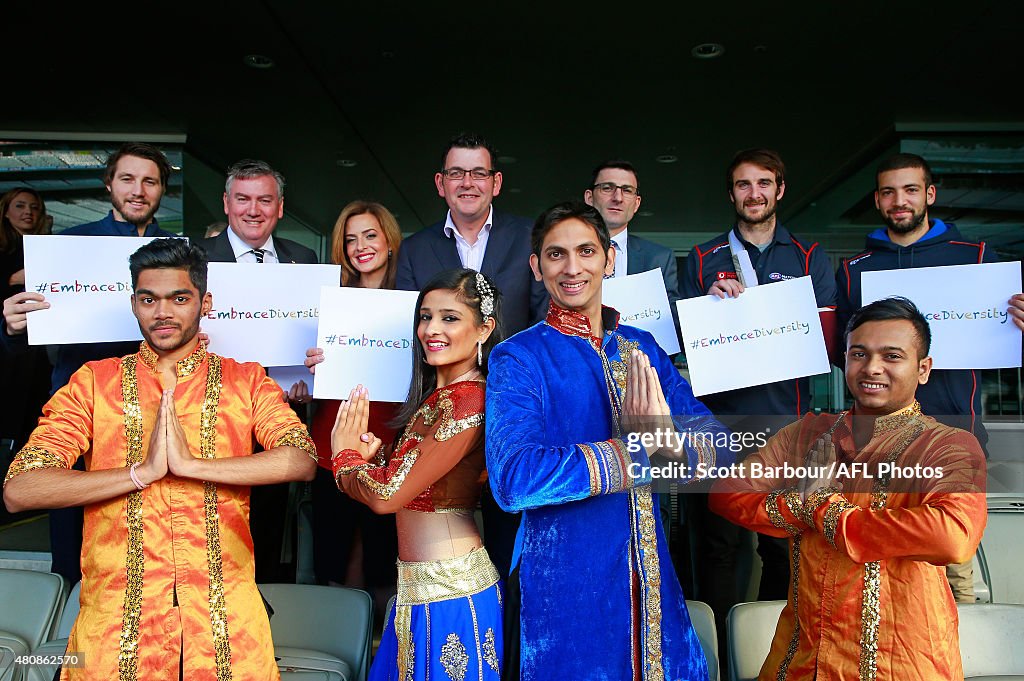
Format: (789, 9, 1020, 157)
(592, 182, 639, 197)
(442, 167, 497, 181)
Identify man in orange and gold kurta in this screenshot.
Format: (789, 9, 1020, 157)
(711, 297, 986, 680)
(3, 238, 317, 680)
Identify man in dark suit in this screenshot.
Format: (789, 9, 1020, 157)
(583, 160, 682, 316)
(395, 133, 544, 581)
(200, 159, 317, 265)
(396, 132, 547, 337)
(201, 159, 317, 583)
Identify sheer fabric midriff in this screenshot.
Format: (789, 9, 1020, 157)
(396, 508, 482, 562)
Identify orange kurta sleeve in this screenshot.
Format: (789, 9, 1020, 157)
(709, 418, 811, 538)
(248, 366, 317, 459)
(4, 361, 103, 483)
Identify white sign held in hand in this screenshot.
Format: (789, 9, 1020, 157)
(23, 234, 168, 345)
(676, 276, 830, 396)
(603, 268, 680, 354)
(203, 262, 341, 366)
(313, 287, 419, 403)
(861, 261, 1022, 370)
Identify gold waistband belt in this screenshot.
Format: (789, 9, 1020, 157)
(396, 546, 499, 605)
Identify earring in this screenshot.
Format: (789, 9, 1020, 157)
(388, 249, 393, 259)
(477, 339, 483, 367)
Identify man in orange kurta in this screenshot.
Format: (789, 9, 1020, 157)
(3, 239, 317, 680)
(711, 297, 986, 681)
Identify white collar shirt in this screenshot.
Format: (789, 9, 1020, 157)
(226, 227, 279, 263)
(611, 227, 628, 278)
(443, 206, 493, 272)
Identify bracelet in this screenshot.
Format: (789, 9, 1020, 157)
(129, 462, 148, 490)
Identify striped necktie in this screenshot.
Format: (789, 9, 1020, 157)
(251, 248, 265, 263)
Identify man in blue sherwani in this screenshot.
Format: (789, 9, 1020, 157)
(486, 201, 733, 681)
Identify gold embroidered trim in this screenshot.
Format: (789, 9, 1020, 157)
(467, 595, 484, 681)
(3, 446, 67, 486)
(823, 499, 858, 549)
(394, 604, 413, 681)
(776, 535, 802, 680)
(118, 355, 145, 681)
(597, 439, 631, 493)
(274, 425, 317, 462)
(199, 354, 233, 680)
(358, 448, 420, 500)
(608, 337, 640, 395)
(424, 603, 432, 680)
(579, 444, 602, 496)
(688, 433, 717, 482)
(799, 486, 840, 528)
(856, 418, 924, 680)
(765, 489, 801, 536)
(483, 628, 499, 673)
(872, 400, 921, 437)
(424, 393, 484, 442)
(635, 486, 664, 680)
(440, 632, 469, 681)
(396, 547, 500, 605)
(138, 340, 206, 377)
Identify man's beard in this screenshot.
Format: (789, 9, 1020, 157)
(143, 314, 200, 353)
(736, 200, 777, 226)
(113, 194, 159, 228)
(883, 205, 928, 234)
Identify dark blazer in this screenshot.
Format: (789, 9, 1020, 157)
(626, 233, 681, 307)
(200, 228, 319, 264)
(396, 211, 547, 336)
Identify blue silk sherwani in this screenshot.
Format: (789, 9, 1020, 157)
(486, 303, 733, 681)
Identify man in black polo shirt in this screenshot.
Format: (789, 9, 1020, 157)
(680, 148, 836, 655)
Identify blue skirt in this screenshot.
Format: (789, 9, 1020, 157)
(371, 547, 504, 681)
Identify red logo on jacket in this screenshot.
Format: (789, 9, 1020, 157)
(716, 271, 738, 280)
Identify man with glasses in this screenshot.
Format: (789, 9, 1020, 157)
(396, 132, 546, 580)
(583, 160, 681, 319)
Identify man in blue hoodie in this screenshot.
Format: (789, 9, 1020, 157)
(836, 152, 1024, 601)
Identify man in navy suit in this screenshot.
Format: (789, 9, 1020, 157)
(201, 159, 317, 583)
(200, 159, 318, 266)
(396, 133, 544, 582)
(396, 132, 546, 337)
(583, 160, 682, 317)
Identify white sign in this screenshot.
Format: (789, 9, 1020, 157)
(23, 235, 166, 345)
(268, 365, 314, 394)
(203, 263, 341, 366)
(861, 262, 1022, 370)
(676, 276, 830, 396)
(603, 268, 681, 354)
(312, 287, 419, 403)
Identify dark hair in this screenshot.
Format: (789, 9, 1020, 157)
(392, 268, 504, 428)
(845, 296, 931, 357)
(876, 153, 933, 189)
(589, 160, 639, 189)
(440, 132, 499, 171)
(0, 187, 49, 253)
(726, 148, 785, 193)
(531, 201, 611, 258)
(104, 142, 172, 189)
(225, 159, 286, 198)
(129, 238, 208, 297)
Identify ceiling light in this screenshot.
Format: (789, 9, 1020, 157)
(638, 211, 654, 217)
(497, 155, 517, 164)
(243, 54, 275, 69)
(691, 43, 725, 60)
(508, 188, 522, 194)
(656, 154, 678, 164)
(336, 159, 357, 168)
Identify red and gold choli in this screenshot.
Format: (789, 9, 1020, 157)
(710, 402, 987, 681)
(332, 380, 486, 514)
(4, 342, 316, 681)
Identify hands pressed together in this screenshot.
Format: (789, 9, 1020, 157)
(135, 389, 199, 485)
(621, 349, 674, 458)
(330, 385, 383, 464)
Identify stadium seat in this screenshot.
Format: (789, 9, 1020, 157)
(686, 600, 720, 681)
(0, 569, 65, 681)
(24, 581, 81, 681)
(260, 583, 374, 681)
(981, 496, 1024, 604)
(958, 602, 1024, 679)
(726, 600, 785, 681)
